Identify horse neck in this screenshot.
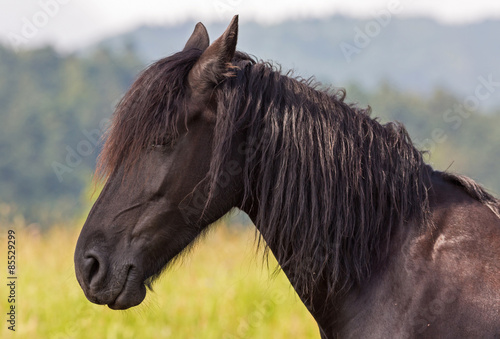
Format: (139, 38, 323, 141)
(233, 70, 431, 311)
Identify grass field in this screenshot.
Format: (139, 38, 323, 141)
(1, 220, 318, 338)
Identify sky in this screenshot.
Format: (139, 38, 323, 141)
(1, 0, 500, 52)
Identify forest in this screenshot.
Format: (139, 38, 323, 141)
(0, 40, 499, 226)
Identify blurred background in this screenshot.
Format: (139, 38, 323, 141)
(0, 0, 499, 338)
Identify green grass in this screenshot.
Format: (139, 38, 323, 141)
(1, 221, 318, 338)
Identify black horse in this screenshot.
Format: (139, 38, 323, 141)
(75, 16, 500, 338)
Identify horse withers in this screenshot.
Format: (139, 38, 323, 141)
(74, 16, 500, 338)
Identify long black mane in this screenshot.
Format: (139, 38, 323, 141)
(209, 53, 433, 302)
(99, 48, 499, 304)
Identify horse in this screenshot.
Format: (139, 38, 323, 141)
(74, 16, 500, 338)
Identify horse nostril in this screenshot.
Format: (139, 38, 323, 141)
(88, 257, 100, 285)
(84, 253, 104, 287)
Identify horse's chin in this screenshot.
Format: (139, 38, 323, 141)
(107, 267, 147, 310)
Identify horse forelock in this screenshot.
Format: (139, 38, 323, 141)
(96, 48, 204, 182)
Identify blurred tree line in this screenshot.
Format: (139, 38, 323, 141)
(0, 44, 498, 227)
(345, 83, 500, 194)
(0, 44, 142, 226)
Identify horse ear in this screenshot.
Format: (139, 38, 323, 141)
(187, 15, 238, 97)
(184, 22, 210, 52)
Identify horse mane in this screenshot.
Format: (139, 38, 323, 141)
(97, 48, 498, 305)
(209, 54, 433, 303)
(440, 172, 500, 219)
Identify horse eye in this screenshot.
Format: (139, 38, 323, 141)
(150, 139, 177, 150)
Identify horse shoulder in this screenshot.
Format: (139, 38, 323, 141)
(335, 179, 500, 338)
(402, 178, 500, 336)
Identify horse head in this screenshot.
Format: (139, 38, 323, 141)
(74, 16, 245, 310)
